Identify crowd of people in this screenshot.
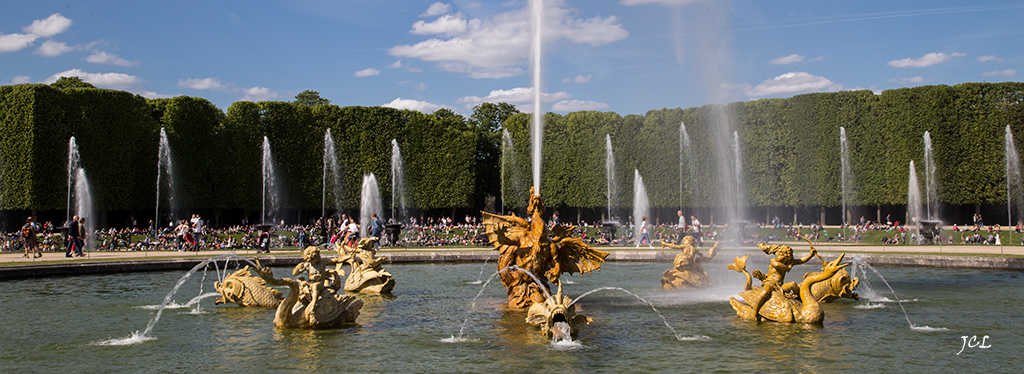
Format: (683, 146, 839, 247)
(3, 211, 1022, 256)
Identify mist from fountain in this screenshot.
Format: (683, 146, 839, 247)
(923, 132, 938, 220)
(75, 168, 95, 242)
(391, 139, 408, 221)
(66, 137, 81, 224)
(261, 137, 279, 225)
(323, 129, 343, 218)
(606, 134, 617, 221)
(500, 130, 526, 215)
(156, 128, 177, 230)
(1006, 125, 1022, 231)
(840, 127, 852, 227)
(907, 161, 922, 239)
(680, 122, 698, 211)
(633, 169, 649, 241)
(360, 173, 383, 237)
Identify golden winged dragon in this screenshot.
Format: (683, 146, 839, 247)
(482, 187, 609, 309)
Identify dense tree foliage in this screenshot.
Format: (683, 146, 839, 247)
(1, 82, 1022, 226)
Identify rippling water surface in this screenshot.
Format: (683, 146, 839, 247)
(1, 260, 1021, 372)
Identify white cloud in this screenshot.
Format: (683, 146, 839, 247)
(0, 33, 38, 53)
(982, 69, 1016, 77)
(389, 60, 404, 69)
(390, 0, 627, 79)
(241, 86, 282, 101)
(562, 74, 591, 84)
(382, 98, 450, 113)
(421, 2, 452, 17)
(354, 68, 381, 77)
(34, 40, 72, 56)
(44, 68, 143, 91)
(412, 13, 477, 36)
(455, 86, 571, 112)
(888, 76, 926, 84)
(178, 77, 233, 91)
(551, 99, 609, 112)
(621, 0, 708, 5)
(741, 72, 842, 97)
(86, 50, 138, 67)
(6, 75, 31, 84)
(887, 52, 964, 68)
(978, 55, 1003, 63)
(770, 54, 804, 65)
(414, 82, 428, 92)
(23, 13, 72, 37)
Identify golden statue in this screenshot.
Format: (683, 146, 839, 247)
(482, 187, 610, 308)
(336, 237, 396, 294)
(659, 236, 719, 289)
(726, 237, 853, 324)
(525, 284, 591, 341)
(252, 250, 362, 329)
(213, 265, 284, 307)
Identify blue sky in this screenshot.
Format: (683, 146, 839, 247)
(2, 0, 1021, 116)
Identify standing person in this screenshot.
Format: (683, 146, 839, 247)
(343, 219, 360, 247)
(636, 216, 652, 248)
(258, 230, 271, 253)
(675, 210, 687, 244)
(192, 214, 205, 245)
(75, 217, 88, 257)
(65, 216, 80, 257)
(370, 213, 383, 250)
(22, 217, 41, 258)
(691, 215, 703, 247)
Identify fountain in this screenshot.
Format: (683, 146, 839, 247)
(323, 129, 343, 219)
(501, 129, 525, 215)
(923, 132, 938, 220)
(530, 0, 543, 193)
(632, 169, 649, 243)
(660, 236, 719, 289)
(260, 136, 279, 226)
(390, 139, 408, 221)
(66, 137, 81, 224)
(360, 173, 383, 238)
(840, 127, 852, 227)
(1006, 125, 1022, 239)
(907, 161, 923, 239)
(482, 186, 609, 308)
(75, 168, 95, 245)
(680, 122, 698, 211)
(727, 237, 858, 323)
(605, 134, 617, 220)
(155, 128, 177, 231)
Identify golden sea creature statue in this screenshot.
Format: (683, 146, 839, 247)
(525, 284, 591, 342)
(213, 265, 284, 307)
(252, 250, 362, 329)
(660, 236, 719, 290)
(727, 238, 851, 324)
(337, 237, 395, 294)
(483, 187, 610, 308)
(810, 266, 859, 303)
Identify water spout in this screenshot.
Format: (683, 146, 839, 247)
(360, 173, 383, 237)
(323, 129, 343, 218)
(391, 139, 408, 221)
(606, 135, 616, 220)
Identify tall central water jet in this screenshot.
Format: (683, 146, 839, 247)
(323, 129, 343, 218)
(156, 128, 176, 230)
(391, 139, 408, 221)
(923, 132, 938, 220)
(1006, 125, 1022, 229)
(530, 0, 543, 194)
(261, 137, 279, 226)
(606, 134, 616, 220)
(360, 173, 383, 237)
